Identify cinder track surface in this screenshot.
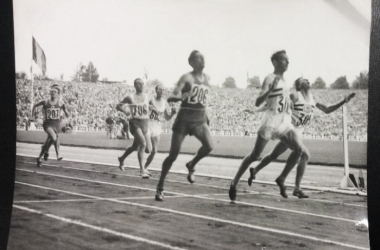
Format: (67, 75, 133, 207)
(9, 143, 369, 250)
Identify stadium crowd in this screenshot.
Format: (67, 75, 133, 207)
(16, 79, 368, 140)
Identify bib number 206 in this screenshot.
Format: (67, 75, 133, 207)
(188, 86, 208, 105)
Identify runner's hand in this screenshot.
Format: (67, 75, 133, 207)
(181, 92, 191, 101)
(270, 76, 280, 91)
(345, 93, 356, 103)
(243, 109, 255, 114)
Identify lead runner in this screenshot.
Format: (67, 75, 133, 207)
(247, 77, 355, 198)
(155, 50, 213, 201)
(229, 50, 311, 201)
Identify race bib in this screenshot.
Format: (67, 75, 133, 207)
(277, 96, 291, 113)
(187, 84, 209, 106)
(149, 109, 163, 122)
(46, 108, 60, 120)
(132, 104, 149, 118)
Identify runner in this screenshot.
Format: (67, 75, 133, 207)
(144, 84, 177, 175)
(116, 78, 153, 178)
(155, 50, 213, 201)
(32, 84, 69, 167)
(246, 77, 356, 198)
(229, 50, 310, 201)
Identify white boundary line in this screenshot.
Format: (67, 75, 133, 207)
(18, 159, 367, 208)
(13, 204, 188, 250)
(16, 169, 359, 223)
(14, 181, 369, 250)
(16, 153, 367, 196)
(13, 195, 191, 204)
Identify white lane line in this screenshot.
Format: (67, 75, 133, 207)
(13, 204, 187, 250)
(18, 159, 367, 208)
(13, 195, 191, 204)
(15, 181, 369, 250)
(16, 153, 367, 197)
(16, 169, 359, 223)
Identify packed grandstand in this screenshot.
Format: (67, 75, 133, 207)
(16, 79, 368, 141)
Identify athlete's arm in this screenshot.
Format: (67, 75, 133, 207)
(116, 96, 132, 115)
(61, 102, 70, 118)
(32, 100, 45, 118)
(316, 93, 355, 114)
(167, 74, 191, 103)
(255, 75, 280, 107)
(164, 102, 176, 120)
(289, 92, 298, 110)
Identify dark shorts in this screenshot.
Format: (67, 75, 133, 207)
(172, 119, 208, 136)
(172, 108, 208, 136)
(129, 119, 149, 135)
(43, 120, 60, 134)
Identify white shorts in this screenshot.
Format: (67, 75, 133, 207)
(294, 126, 305, 137)
(258, 112, 294, 140)
(148, 121, 163, 138)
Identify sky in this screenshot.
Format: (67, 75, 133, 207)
(13, 0, 371, 88)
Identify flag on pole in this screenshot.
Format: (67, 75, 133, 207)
(32, 37, 46, 74)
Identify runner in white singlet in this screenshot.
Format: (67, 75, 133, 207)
(116, 78, 154, 178)
(229, 51, 311, 201)
(247, 78, 355, 198)
(143, 84, 176, 175)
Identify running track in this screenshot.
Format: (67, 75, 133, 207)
(9, 143, 369, 250)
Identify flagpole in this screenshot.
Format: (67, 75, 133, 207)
(31, 58, 34, 115)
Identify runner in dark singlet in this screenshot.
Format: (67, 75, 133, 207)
(32, 84, 69, 167)
(155, 50, 213, 201)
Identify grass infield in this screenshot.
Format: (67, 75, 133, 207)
(17, 130, 366, 168)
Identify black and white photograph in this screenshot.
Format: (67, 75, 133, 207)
(9, 0, 372, 249)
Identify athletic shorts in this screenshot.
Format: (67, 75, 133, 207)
(43, 120, 60, 134)
(129, 119, 149, 135)
(294, 126, 305, 137)
(257, 112, 294, 140)
(172, 108, 208, 136)
(148, 121, 163, 138)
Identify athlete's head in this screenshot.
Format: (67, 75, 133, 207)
(155, 84, 164, 98)
(295, 77, 310, 91)
(271, 50, 289, 73)
(188, 50, 205, 70)
(50, 84, 61, 99)
(134, 78, 144, 93)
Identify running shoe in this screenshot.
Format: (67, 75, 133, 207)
(275, 178, 288, 198)
(229, 181, 237, 201)
(37, 158, 42, 168)
(293, 189, 309, 199)
(43, 152, 49, 161)
(155, 189, 164, 201)
(248, 168, 256, 186)
(141, 171, 150, 179)
(186, 163, 195, 184)
(118, 157, 124, 171)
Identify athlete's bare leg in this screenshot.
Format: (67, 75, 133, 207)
(248, 141, 289, 185)
(144, 135, 159, 171)
(156, 131, 186, 192)
(118, 128, 147, 176)
(185, 123, 213, 182)
(38, 127, 60, 166)
(275, 129, 309, 198)
(231, 134, 268, 189)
